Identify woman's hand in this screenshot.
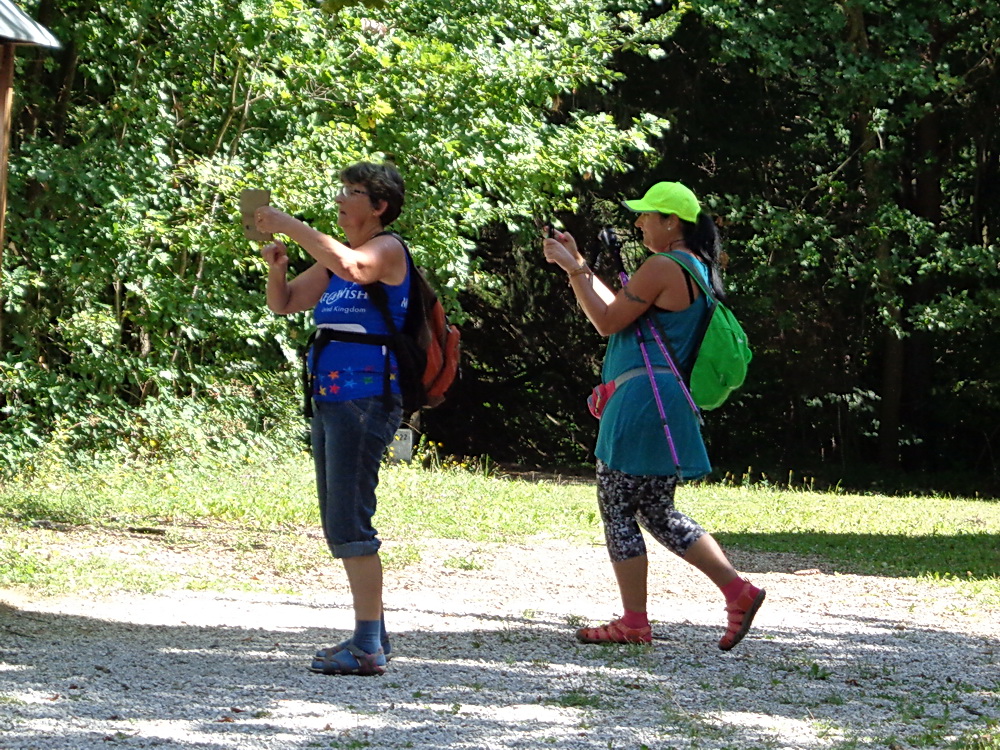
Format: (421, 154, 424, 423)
(255, 206, 293, 236)
(542, 231, 585, 273)
(261, 240, 289, 272)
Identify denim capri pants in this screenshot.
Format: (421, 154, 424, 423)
(311, 395, 403, 559)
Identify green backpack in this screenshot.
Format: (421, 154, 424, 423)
(656, 252, 752, 411)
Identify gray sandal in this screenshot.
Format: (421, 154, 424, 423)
(309, 643, 387, 676)
(314, 638, 392, 662)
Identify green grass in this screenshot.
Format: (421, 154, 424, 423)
(443, 555, 485, 570)
(0, 453, 318, 528)
(1, 452, 999, 602)
(382, 543, 422, 569)
(682, 484, 1000, 581)
(544, 688, 604, 709)
(0, 540, 178, 593)
(952, 722, 1000, 750)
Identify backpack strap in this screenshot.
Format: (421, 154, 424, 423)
(361, 283, 398, 412)
(641, 314, 704, 423)
(644, 252, 714, 375)
(362, 233, 421, 412)
(637, 252, 713, 422)
(643, 313, 689, 380)
(662, 251, 716, 303)
(302, 330, 317, 419)
(662, 251, 717, 363)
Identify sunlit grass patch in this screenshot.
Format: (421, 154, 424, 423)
(0, 529, 178, 595)
(381, 542, 422, 570)
(682, 484, 1000, 582)
(377, 462, 601, 545)
(2, 450, 999, 604)
(0, 452, 317, 529)
(951, 721, 1000, 750)
(443, 555, 485, 571)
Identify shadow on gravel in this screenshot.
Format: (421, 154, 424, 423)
(1, 597, 998, 750)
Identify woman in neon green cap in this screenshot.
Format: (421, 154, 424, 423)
(541, 181, 766, 651)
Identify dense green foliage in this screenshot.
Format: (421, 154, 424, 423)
(430, 0, 1000, 492)
(1, 0, 998, 492)
(697, 0, 1000, 481)
(0, 0, 665, 473)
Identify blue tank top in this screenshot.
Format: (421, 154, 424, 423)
(310, 257, 410, 403)
(594, 252, 712, 479)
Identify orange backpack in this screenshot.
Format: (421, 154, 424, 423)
(365, 236, 460, 413)
(303, 235, 460, 417)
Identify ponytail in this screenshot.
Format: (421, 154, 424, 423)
(681, 212, 726, 301)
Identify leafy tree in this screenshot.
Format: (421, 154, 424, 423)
(512, 0, 1000, 485)
(704, 0, 1000, 476)
(0, 0, 667, 472)
(4, 0, 997, 492)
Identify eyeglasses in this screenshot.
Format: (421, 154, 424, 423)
(336, 186, 370, 200)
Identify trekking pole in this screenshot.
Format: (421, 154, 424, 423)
(643, 319, 703, 424)
(597, 227, 683, 474)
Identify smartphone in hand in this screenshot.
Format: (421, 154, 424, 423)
(534, 216, 555, 238)
(240, 189, 272, 242)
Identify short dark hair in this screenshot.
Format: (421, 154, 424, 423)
(340, 162, 405, 226)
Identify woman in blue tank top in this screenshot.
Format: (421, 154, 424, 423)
(256, 162, 406, 676)
(541, 181, 767, 652)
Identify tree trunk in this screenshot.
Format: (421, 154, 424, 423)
(903, 109, 943, 468)
(0, 45, 14, 358)
(846, 2, 904, 469)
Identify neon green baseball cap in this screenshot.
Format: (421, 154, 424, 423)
(621, 181, 701, 223)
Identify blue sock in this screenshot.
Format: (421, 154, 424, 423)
(352, 619, 382, 655)
(379, 613, 391, 655)
(316, 613, 390, 659)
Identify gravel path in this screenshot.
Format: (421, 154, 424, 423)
(1, 532, 998, 749)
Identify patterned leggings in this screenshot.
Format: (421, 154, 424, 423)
(596, 459, 707, 563)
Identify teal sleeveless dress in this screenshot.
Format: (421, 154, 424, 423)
(593, 252, 712, 479)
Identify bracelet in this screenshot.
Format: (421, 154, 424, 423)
(567, 263, 590, 278)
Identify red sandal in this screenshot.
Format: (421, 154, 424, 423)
(718, 582, 766, 651)
(576, 617, 652, 644)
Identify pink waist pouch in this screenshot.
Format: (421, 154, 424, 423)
(587, 381, 618, 419)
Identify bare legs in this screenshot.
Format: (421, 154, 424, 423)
(608, 533, 765, 650)
(612, 555, 648, 613)
(612, 534, 740, 614)
(590, 463, 765, 649)
(683, 534, 741, 588)
(342, 553, 383, 621)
